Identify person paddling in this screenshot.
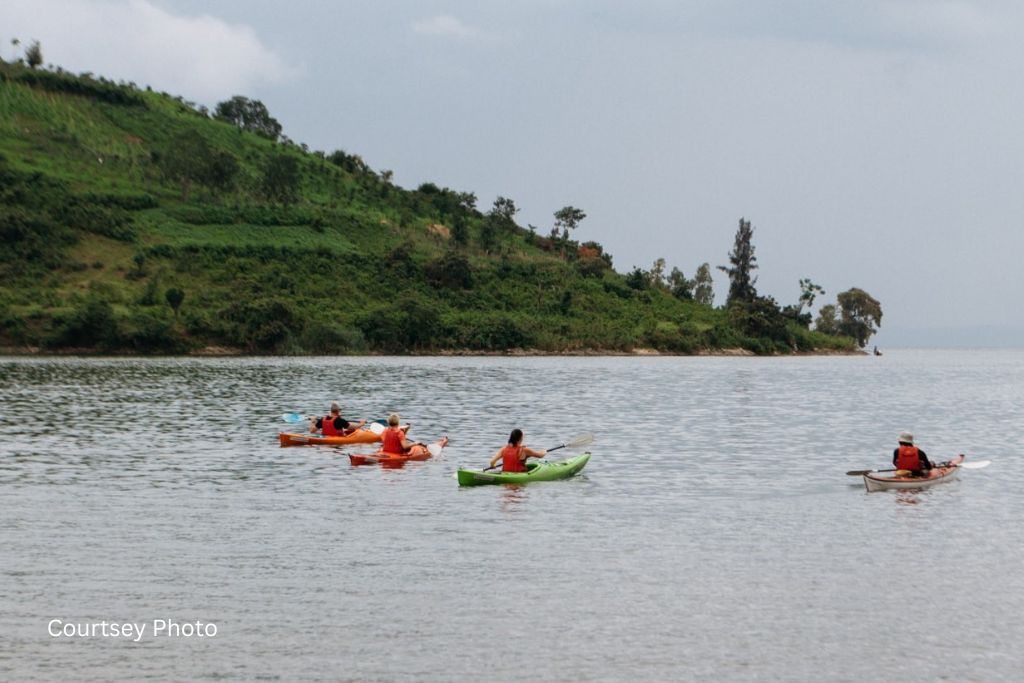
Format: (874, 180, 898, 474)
(489, 428, 547, 473)
(309, 402, 365, 436)
(893, 431, 933, 476)
(380, 413, 447, 455)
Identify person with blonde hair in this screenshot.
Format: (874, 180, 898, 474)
(380, 414, 447, 455)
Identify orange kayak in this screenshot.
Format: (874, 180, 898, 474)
(349, 438, 447, 468)
(278, 430, 382, 448)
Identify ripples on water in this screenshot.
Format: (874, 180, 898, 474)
(1, 352, 1023, 681)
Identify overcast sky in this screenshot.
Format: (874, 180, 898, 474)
(5, 0, 1024, 345)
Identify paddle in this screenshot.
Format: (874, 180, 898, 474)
(846, 458, 991, 476)
(483, 432, 594, 472)
(281, 413, 387, 429)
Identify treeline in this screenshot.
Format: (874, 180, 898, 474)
(0, 58, 873, 355)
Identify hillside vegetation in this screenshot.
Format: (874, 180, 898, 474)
(0, 61, 859, 355)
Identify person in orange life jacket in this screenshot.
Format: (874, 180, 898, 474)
(488, 428, 547, 473)
(893, 432, 933, 475)
(380, 413, 419, 453)
(309, 402, 365, 436)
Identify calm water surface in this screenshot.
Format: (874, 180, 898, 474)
(1, 351, 1023, 682)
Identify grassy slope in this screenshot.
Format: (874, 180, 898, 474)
(0, 62, 855, 355)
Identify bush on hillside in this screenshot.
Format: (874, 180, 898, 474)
(46, 296, 120, 350)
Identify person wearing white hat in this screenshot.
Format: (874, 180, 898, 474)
(309, 402, 365, 436)
(892, 431, 933, 475)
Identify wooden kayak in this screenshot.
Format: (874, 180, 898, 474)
(278, 429, 381, 448)
(863, 454, 964, 492)
(457, 453, 591, 487)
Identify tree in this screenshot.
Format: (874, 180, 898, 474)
(668, 267, 694, 300)
(457, 192, 477, 212)
(718, 218, 758, 305)
(797, 278, 825, 314)
(815, 304, 839, 335)
(165, 287, 185, 317)
(206, 151, 239, 194)
(261, 153, 301, 204)
(478, 216, 499, 253)
(553, 206, 586, 240)
(625, 267, 648, 291)
(836, 288, 882, 347)
(161, 131, 238, 199)
(649, 258, 667, 289)
(693, 263, 714, 306)
(25, 40, 42, 68)
(451, 215, 469, 248)
(214, 96, 283, 141)
(492, 196, 518, 224)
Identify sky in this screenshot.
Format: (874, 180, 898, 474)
(4, 0, 1024, 346)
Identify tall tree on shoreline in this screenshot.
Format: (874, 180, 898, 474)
(693, 263, 714, 306)
(718, 218, 758, 305)
(837, 288, 883, 347)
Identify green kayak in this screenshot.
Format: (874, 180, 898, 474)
(457, 453, 591, 487)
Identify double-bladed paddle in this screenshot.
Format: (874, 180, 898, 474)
(846, 458, 991, 476)
(483, 432, 594, 472)
(281, 413, 387, 433)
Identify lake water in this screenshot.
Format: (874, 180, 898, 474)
(1, 351, 1022, 682)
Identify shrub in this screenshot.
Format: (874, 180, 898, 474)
(46, 296, 120, 349)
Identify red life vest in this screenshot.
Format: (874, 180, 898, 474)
(321, 415, 341, 436)
(502, 445, 526, 473)
(896, 445, 922, 471)
(382, 427, 406, 454)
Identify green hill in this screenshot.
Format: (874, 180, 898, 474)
(0, 61, 856, 355)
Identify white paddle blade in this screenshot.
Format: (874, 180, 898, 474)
(282, 413, 306, 423)
(427, 443, 444, 458)
(961, 459, 991, 469)
(565, 432, 594, 449)
(367, 422, 385, 435)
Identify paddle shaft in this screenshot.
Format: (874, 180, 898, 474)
(484, 440, 573, 471)
(847, 458, 969, 477)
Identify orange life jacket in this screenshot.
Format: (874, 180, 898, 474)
(502, 445, 526, 473)
(382, 427, 406, 454)
(896, 445, 922, 472)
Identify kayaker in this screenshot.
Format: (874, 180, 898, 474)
(380, 413, 421, 454)
(892, 432, 933, 476)
(489, 428, 547, 473)
(309, 402, 365, 437)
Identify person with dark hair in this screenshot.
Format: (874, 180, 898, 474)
(893, 431, 933, 475)
(489, 428, 547, 473)
(309, 402, 365, 436)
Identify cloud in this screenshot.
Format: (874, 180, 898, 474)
(412, 14, 484, 40)
(0, 0, 297, 102)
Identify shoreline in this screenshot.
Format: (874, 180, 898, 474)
(0, 346, 867, 358)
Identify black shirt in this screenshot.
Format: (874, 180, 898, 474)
(316, 416, 350, 431)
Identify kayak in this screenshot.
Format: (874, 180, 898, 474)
(278, 430, 381, 448)
(457, 453, 591, 487)
(863, 454, 964, 492)
(349, 438, 448, 468)
(349, 449, 430, 468)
